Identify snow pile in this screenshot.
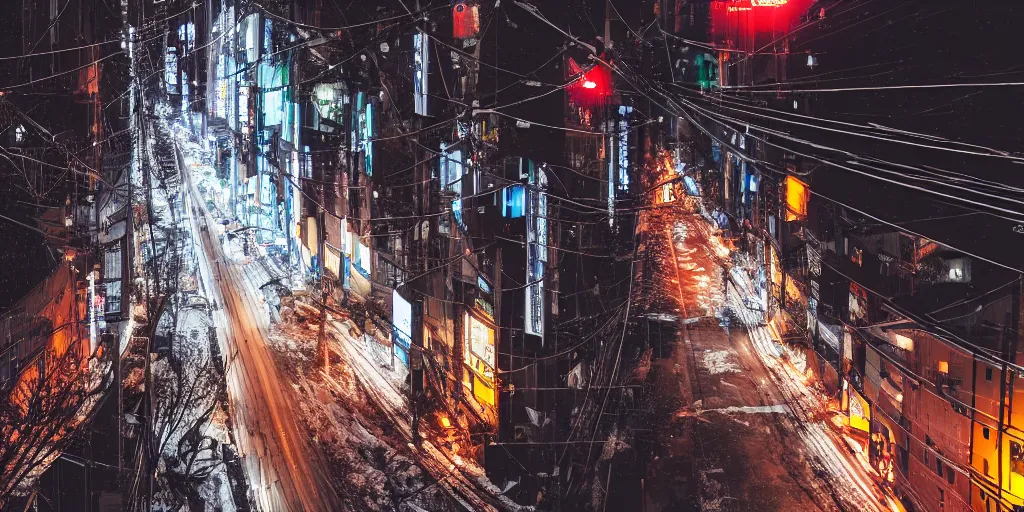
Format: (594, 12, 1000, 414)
(701, 349, 741, 375)
(267, 314, 456, 511)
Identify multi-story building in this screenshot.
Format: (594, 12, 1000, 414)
(188, 1, 653, 507)
(673, 2, 1024, 512)
(0, 0, 133, 501)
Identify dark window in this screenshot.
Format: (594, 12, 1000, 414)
(986, 367, 993, 381)
(945, 466, 955, 485)
(935, 458, 943, 476)
(984, 427, 991, 440)
(984, 458, 990, 476)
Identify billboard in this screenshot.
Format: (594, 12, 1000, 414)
(413, 31, 429, 116)
(525, 159, 547, 339)
(393, 290, 412, 366)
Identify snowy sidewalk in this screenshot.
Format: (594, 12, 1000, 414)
(326, 317, 533, 512)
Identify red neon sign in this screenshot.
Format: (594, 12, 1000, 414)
(726, 0, 788, 11)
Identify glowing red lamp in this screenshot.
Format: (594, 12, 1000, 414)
(567, 57, 612, 107)
(452, 1, 480, 39)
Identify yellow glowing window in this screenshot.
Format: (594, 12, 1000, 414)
(937, 361, 949, 374)
(785, 175, 809, 221)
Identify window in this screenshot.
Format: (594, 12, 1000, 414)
(945, 466, 955, 485)
(105, 282, 122, 315)
(935, 458, 943, 477)
(983, 427, 990, 440)
(852, 247, 863, 267)
(984, 457, 990, 476)
(1011, 440, 1024, 475)
(14, 124, 25, 143)
(986, 367, 993, 381)
(893, 333, 914, 351)
(105, 248, 122, 280)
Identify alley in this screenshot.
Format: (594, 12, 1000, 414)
(643, 206, 894, 512)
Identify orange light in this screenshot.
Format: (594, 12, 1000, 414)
(440, 416, 452, 428)
(582, 80, 597, 89)
(785, 175, 809, 221)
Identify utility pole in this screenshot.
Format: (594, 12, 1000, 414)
(411, 299, 424, 445)
(778, 177, 786, 313)
(316, 205, 328, 369)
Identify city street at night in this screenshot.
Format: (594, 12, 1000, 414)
(3, 1, 1024, 512)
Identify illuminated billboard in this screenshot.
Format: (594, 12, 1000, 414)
(465, 312, 495, 406)
(525, 159, 547, 339)
(413, 31, 429, 116)
(393, 290, 412, 366)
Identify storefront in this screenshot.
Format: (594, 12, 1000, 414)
(464, 311, 496, 407)
(845, 380, 871, 433)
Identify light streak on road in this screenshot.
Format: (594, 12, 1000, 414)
(665, 207, 898, 512)
(177, 138, 343, 512)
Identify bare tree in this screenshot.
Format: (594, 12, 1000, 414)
(0, 321, 112, 505)
(151, 332, 222, 509)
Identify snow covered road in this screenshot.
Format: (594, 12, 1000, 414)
(179, 142, 344, 512)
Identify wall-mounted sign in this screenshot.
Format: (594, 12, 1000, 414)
(413, 31, 429, 116)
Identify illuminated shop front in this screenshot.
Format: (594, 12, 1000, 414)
(464, 312, 496, 407)
(845, 380, 871, 433)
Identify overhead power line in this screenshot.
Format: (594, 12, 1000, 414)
(722, 81, 1024, 94)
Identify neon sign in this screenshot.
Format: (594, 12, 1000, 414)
(728, 0, 787, 11)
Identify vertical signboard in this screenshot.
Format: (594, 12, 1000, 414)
(413, 31, 429, 116)
(393, 290, 412, 366)
(525, 159, 547, 339)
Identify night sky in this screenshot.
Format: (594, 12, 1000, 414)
(0, 174, 57, 312)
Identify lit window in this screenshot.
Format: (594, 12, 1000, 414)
(937, 361, 949, 374)
(949, 267, 963, 281)
(893, 334, 914, 351)
(1011, 440, 1024, 475)
(14, 124, 25, 142)
(784, 175, 809, 221)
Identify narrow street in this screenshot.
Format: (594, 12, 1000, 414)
(178, 136, 343, 512)
(644, 205, 894, 512)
